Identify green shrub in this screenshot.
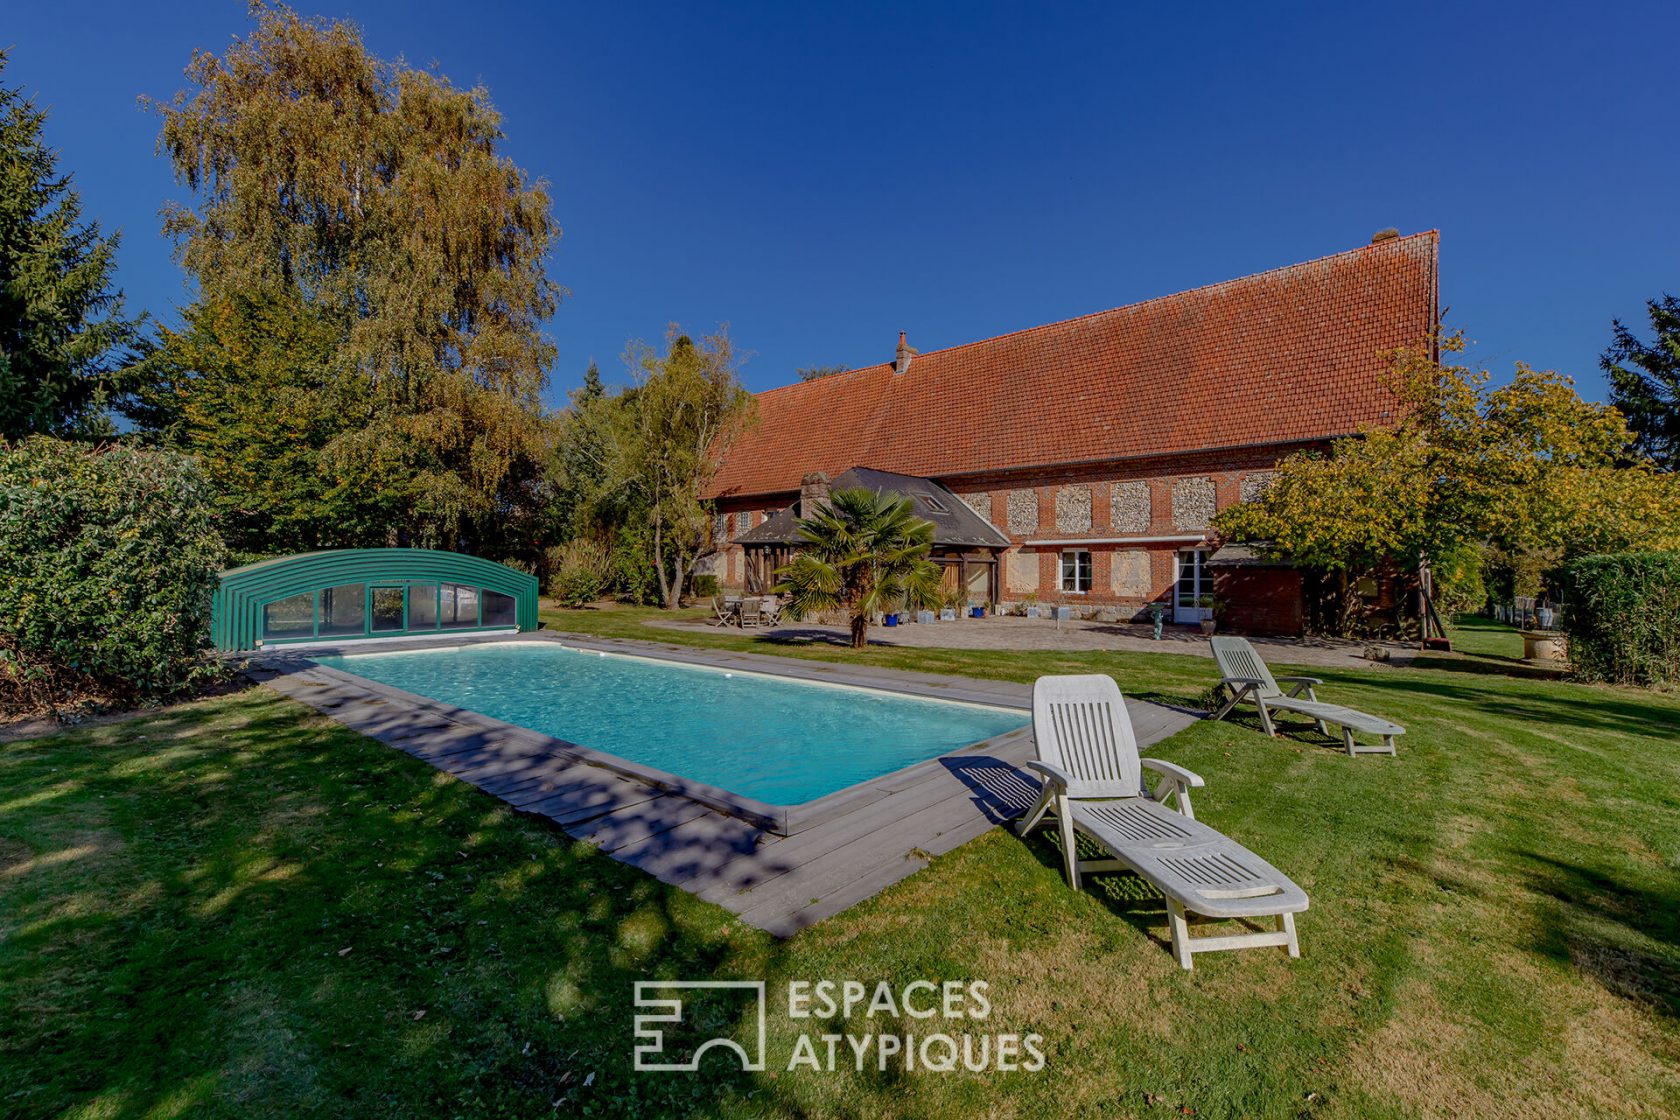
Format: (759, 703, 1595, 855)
(607, 525, 658, 605)
(1560, 551, 1680, 686)
(547, 538, 610, 608)
(0, 437, 226, 712)
(690, 573, 719, 600)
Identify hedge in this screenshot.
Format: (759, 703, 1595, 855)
(0, 437, 226, 713)
(1560, 551, 1680, 687)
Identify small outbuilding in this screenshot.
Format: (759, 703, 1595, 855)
(1206, 544, 1304, 637)
(733, 467, 1012, 601)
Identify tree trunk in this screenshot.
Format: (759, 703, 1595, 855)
(849, 612, 869, 649)
(652, 517, 672, 609)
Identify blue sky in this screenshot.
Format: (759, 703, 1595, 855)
(7, 1, 1677, 407)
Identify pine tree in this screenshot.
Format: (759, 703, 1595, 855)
(1602, 295, 1680, 471)
(0, 51, 141, 439)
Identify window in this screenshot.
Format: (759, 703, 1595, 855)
(441, 583, 480, 628)
(370, 586, 405, 632)
(482, 589, 516, 628)
(1060, 550, 1092, 594)
(920, 494, 948, 513)
(407, 584, 438, 629)
(262, 592, 315, 639)
(1174, 549, 1211, 621)
(318, 584, 366, 636)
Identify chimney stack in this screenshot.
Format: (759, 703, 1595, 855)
(1370, 227, 1400, 244)
(799, 471, 831, 519)
(895, 330, 914, 376)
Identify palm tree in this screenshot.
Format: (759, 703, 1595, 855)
(774, 487, 944, 649)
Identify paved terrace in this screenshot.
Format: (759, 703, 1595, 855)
(650, 614, 1416, 670)
(248, 632, 1198, 937)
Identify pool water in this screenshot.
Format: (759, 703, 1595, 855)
(314, 642, 1028, 804)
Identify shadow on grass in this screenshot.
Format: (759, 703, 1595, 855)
(1411, 653, 1566, 683)
(1520, 852, 1680, 1020)
(0, 694, 798, 1119)
(1361, 672, 1680, 741)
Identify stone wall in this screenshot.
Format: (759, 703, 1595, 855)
(1111, 549, 1152, 598)
(1055, 485, 1092, 533)
(1006, 550, 1038, 594)
(1240, 470, 1275, 503)
(1171, 476, 1216, 530)
(960, 490, 991, 520)
(1110, 481, 1151, 533)
(1006, 489, 1038, 535)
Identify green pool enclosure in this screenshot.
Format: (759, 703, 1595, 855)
(211, 549, 539, 651)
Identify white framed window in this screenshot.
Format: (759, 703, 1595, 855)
(1060, 549, 1092, 594)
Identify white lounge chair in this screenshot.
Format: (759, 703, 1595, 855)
(1017, 674, 1307, 968)
(1209, 636, 1403, 756)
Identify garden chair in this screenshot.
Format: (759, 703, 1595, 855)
(1018, 674, 1307, 968)
(1208, 635, 1403, 755)
(707, 596, 733, 627)
(738, 598, 763, 628)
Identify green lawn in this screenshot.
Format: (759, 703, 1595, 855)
(2, 609, 1677, 1118)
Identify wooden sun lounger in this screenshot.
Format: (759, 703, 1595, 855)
(1017, 674, 1307, 968)
(1209, 636, 1403, 756)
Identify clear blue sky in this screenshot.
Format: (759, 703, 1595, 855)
(7, 1, 1677, 407)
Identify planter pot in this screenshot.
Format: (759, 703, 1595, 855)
(969, 607, 985, 619)
(1024, 606, 1041, 619)
(1052, 606, 1073, 621)
(1199, 619, 1217, 635)
(939, 608, 957, 622)
(883, 613, 899, 627)
(1518, 629, 1567, 663)
(915, 610, 936, 624)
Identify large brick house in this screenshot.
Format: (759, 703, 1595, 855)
(703, 230, 1440, 633)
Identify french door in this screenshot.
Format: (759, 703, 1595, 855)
(1173, 549, 1211, 624)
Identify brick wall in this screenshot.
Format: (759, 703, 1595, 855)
(708, 443, 1318, 626)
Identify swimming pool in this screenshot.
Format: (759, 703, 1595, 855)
(313, 642, 1029, 805)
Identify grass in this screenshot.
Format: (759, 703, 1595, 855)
(1, 609, 1677, 1118)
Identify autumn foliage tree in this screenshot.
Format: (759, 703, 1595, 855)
(134, 3, 561, 558)
(607, 327, 756, 608)
(1216, 334, 1680, 629)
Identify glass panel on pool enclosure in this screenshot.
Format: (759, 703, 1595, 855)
(212, 549, 539, 651)
(260, 582, 519, 642)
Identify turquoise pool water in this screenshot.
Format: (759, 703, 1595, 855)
(314, 642, 1028, 804)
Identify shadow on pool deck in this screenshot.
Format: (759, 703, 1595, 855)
(248, 632, 1199, 936)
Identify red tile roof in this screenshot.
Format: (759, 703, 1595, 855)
(706, 231, 1439, 500)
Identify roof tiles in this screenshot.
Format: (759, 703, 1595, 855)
(707, 231, 1439, 500)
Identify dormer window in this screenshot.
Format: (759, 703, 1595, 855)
(920, 495, 947, 514)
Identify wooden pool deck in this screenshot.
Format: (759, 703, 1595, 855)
(248, 632, 1199, 937)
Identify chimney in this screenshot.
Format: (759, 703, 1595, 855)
(894, 330, 914, 376)
(799, 471, 831, 519)
(1370, 227, 1400, 244)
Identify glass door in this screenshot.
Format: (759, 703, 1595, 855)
(1173, 549, 1210, 624)
(370, 585, 406, 633)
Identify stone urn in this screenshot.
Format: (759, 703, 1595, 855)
(1518, 629, 1567, 663)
